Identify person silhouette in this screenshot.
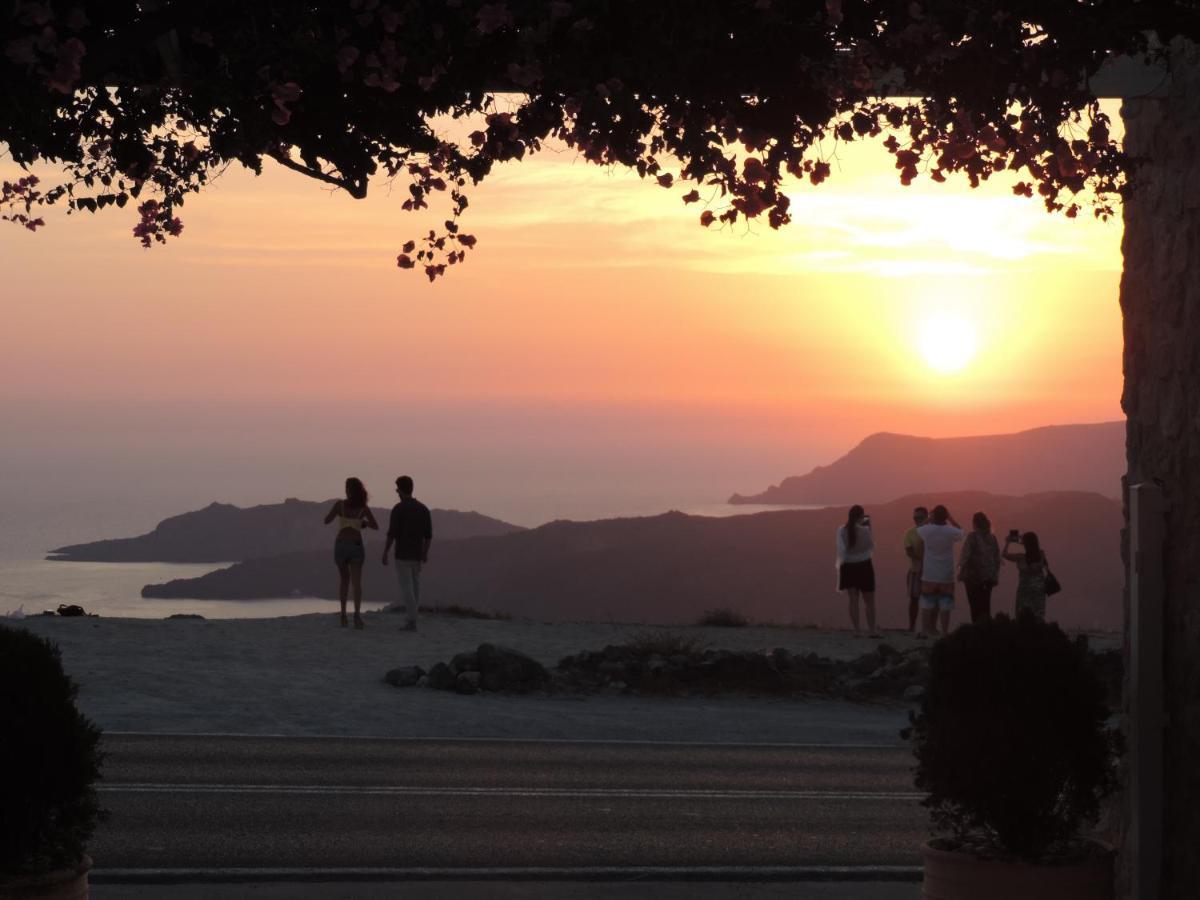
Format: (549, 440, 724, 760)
(836, 504, 881, 638)
(1003, 530, 1053, 621)
(958, 511, 1001, 623)
(916, 505, 964, 638)
(323, 477, 379, 629)
(903, 506, 929, 632)
(381, 475, 433, 632)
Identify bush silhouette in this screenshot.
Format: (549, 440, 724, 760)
(0, 627, 104, 876)
(697, 608, 749, 628)
(907, 613, 1120, 858)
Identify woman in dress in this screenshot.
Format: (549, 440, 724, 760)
(958, 511, 1001, 623)
(1002, 530, 1050, 621)
(836, 504, 880, 637)
(323, 477, 379, 629)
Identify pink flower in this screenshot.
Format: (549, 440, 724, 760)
(336, 46, 360, 73)
(476, 3, 513, 34)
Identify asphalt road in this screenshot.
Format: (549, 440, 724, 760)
(90, 734, 925, 881)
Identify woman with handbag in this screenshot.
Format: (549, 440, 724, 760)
(958, 511, 1001, 623)
(1002, 530, 1058, 621)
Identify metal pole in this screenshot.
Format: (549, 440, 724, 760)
(1128, 482, 1166, 900)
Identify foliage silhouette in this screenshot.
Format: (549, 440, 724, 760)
(0, 626, 104, 876)
(4, 2, 1197, 278)
(906, 613, 1120, 859)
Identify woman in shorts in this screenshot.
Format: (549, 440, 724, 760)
(323, 477, 378, 629)
(836, 504, 880, 638)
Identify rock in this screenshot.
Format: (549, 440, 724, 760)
(597, 660, 626, 678)
(450, 651, 478, 674)
(876, 643, 900, 660)
(166, 613, 205, 620)
(425, 662, 456, 690)
(482, 671, 503, 692)
(904, 685, 927, 702)
(669, 654, 691, 667)
(385, 665, 425, 688)
(848, 652, 883, 676)
(477, 643, 549, 688)
(456, 671, 482, 694)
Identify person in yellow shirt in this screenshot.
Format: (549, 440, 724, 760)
(903, 506, 928, 632)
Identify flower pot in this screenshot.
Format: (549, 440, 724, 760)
(921, 841, 1112, 900)
(0, 856, 91, 900)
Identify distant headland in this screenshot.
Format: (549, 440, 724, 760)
(729, 422, 1124, 505)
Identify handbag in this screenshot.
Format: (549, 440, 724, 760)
(1044, 570, 1062, 596)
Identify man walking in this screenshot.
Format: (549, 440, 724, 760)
(903, 506, 928, 632)
(381, 475, 433, 632)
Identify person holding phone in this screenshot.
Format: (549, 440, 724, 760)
(835, 504, 880, 638)
(916, 504, 964, 638)
(1003, 530, 1051, 621)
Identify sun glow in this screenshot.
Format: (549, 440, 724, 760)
(917, 314, 979, 373)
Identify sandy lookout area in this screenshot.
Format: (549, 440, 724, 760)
(14, 613, 1086, 745)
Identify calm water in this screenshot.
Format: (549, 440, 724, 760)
(0, 502, 822, 620)
(0, 559, 360, 620)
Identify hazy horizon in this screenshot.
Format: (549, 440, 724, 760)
(1, 108, 1125, 559)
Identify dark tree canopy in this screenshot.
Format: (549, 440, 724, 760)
(2, 1, 1196, 279)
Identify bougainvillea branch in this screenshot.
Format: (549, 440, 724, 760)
(2, 1, 1196, 279)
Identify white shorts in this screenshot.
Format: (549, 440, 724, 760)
(920, 593, 955, 612)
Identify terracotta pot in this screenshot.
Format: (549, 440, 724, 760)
(921, 841, 1112, 900)
(0, 856, 91, 900)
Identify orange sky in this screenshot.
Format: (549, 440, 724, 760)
(0, 111, 1125, 530)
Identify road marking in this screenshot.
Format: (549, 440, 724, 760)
(99, 783, 922, 800)
(90, 864, 925, 883)
(104, 731, 906, 750)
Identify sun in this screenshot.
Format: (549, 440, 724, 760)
(917, 314, 978, 373)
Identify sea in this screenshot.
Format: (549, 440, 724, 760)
(0, 502, 815, 620)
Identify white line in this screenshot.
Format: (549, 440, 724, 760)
(103, 731, 905, 750)
(91, 864, 924, 882)
(98, 783, 922, 800)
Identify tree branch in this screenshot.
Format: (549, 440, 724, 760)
(267, 150, 367, 199)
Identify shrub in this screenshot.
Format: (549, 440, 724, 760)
(0, 627, 104, 876)
(622, 629, 709, 658)
(907, 613, 1120, 859)
(696, 607, 749, 628)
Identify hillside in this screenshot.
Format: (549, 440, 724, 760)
(142, 491, 1123, 631)
(48, 498, 523, 563)
(729, 422, 1125, 505)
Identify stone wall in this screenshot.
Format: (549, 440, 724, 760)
(1119, 37, 1200, 898)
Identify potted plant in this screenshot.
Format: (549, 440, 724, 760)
(906, 613, 1121, 900)
(1, 626, 104, 900)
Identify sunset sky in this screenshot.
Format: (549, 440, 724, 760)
(0, 108, 1124, 542)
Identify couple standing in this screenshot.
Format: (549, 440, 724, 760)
(324, 475, 433, 631)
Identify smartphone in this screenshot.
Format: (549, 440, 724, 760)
(1007, 529, 1020, 541)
